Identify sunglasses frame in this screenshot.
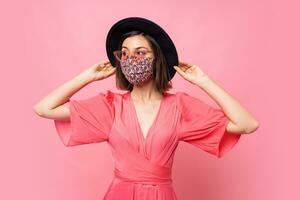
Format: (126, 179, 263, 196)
(113, 49, 153, 62)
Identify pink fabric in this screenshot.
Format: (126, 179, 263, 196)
(54, 90, 241, 200)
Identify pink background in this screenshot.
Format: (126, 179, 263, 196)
(1, 0, 299, 199)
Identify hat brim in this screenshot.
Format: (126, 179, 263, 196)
(105, 17, 178, 81)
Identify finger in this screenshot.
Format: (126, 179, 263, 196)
(108, 67, 116, 75)
(178, 62, 190, 69)
(111, 67, 116, 72)
(106, 66, 114, 71)
(106, 63, 113, 68)
(178, 61, 187, 66)
(98, 62, 107, 68)
(179, 65, 189, 71)
(180, 61, 192, 66)
(179, 61, 193, 69)
(105, 64, 114, 70)
(103, 65, 110, 71)
(96, 63, 104, 69)
(100, 60, 110, 66)
(103, 63, 109, 68)
(104, 61, 113, 67)
(178, 65, 190, 72)
(174, 66, 186, 77)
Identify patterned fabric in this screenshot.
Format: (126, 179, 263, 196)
(120, 56, 154, 86)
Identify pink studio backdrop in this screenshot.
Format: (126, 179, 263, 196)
(1, 0, 299, 200)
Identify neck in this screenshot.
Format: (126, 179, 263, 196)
(130, 79, 163, 102)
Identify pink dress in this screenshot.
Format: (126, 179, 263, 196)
(54, 90, 241, 200)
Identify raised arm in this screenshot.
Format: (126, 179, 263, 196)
(33, 59, 116, 121)
(174, 61, 259, 134)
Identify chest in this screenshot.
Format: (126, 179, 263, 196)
(132, 101, 161, 139)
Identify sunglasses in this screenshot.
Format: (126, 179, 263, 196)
(113, 49, 153, 62)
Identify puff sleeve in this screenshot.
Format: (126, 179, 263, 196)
(176, 92, 241, 158)
(53, 90, 115, 147)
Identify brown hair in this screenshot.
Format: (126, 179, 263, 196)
(114, 30, 173, 94)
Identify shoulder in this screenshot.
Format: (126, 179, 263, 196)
(174, 91, 198, 107)
(174, 91, 199, 100)
(174, 91, 209, 116)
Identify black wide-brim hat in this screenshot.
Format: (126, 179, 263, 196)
(106, 17, 179, 81)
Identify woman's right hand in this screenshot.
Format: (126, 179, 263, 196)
(84, 59, 116, 82)
(33, 59, 116, 120)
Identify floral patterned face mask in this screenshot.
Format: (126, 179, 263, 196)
(120, 56, 154, 86)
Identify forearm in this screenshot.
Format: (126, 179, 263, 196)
(195, 76, 259, 132)
(33, 72, 93, 115)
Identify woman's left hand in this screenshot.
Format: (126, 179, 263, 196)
(174, 61, 209, 85)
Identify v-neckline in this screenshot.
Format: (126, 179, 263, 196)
(128, 92, 165, 143)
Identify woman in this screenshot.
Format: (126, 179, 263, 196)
(33, 17, 259, 200)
